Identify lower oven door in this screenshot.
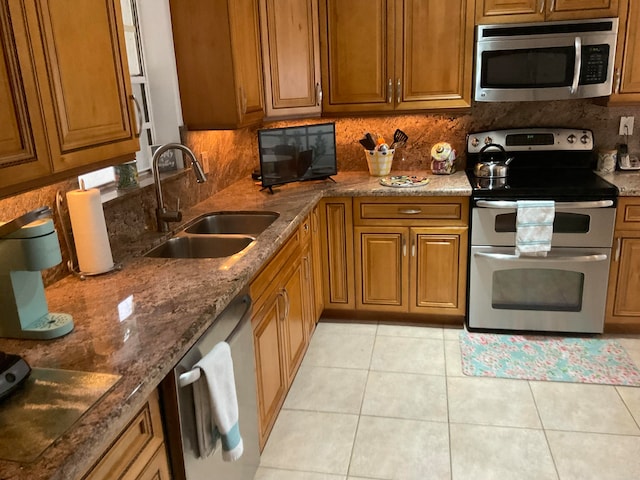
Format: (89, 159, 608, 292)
(468, 246, 611, 333)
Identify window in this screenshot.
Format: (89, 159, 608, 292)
(79, 0, 158, 189)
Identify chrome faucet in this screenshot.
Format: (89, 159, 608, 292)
(152, 143, 207, 232)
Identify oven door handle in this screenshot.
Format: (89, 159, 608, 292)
(474, 252, 608, 262)
(475, 200, 614, 209)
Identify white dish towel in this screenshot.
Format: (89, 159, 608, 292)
(192, 341, 244, 461)
(516, 200, 555, 257)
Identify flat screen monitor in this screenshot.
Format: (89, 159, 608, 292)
(258, 122, 337, 189)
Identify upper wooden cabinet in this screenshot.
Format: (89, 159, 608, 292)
(609, 0, 640, 104)
(1, 0, 139, 198)
(476, 0, 619, 23)
(259, 0, 322, 119)
(169, 0, 264, 130)
(318, 0, 475, 114)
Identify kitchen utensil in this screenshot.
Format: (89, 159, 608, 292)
(473, 143, 513, 178)
(430, 142, 457, 175)
(391, 129, 408, 148)
(365, 132, 377, 150)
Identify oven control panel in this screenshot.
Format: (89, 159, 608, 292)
(467, 128, 593, 153)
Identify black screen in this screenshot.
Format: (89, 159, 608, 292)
(258, 123, 338, 187)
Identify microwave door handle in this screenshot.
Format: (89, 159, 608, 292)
(475, 200, 613, 209)
(570, 36, 582, 95)
(474, 252, 608, 262)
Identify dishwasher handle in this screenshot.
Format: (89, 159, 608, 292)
(178, 294, 252, 388)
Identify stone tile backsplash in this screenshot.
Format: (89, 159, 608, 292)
(1, 100, 639, 286)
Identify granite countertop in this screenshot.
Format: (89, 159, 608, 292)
(598, 170, 640, 196)
(0, 171, 471, 480)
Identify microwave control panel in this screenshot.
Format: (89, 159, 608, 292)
(580, 44, 610, 85)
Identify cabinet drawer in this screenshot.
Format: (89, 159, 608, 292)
(616, 198, 640, 230)
(354, 197, 469, 226)
(251, 229, 301, 304)
(84, 390, 165, 480)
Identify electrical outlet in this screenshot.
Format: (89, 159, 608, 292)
(619, 116, 635, 136)
(201, 151, 210, 174)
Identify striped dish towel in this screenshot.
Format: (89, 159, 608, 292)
(515, 200, 555, 257)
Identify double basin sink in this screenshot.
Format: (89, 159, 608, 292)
(144, 211, 279, 259)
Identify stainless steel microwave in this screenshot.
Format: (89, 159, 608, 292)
(474, 18, 618, 102)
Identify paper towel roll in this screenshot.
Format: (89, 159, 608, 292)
(66, 188, 114, 274)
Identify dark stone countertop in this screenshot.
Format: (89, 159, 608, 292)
(0, 171, 471, 480)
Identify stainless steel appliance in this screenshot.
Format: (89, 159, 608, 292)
(161, 291, 260, 480)
(475, 18, 618, 102)
(466, 128, 618, 333)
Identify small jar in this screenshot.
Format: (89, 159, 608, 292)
(430, 142, 456, 175)
(114, 161, 139, 190)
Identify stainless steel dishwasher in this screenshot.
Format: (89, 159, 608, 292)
(161, 290, 260, 480)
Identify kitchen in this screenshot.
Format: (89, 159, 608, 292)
(1, 0, 640, 479)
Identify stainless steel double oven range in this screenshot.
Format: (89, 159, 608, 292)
(466, 128, 618, 334)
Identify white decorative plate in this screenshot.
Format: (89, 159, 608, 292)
(379, 175, 430, 188)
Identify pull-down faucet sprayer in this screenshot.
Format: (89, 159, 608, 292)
(152, 143, 207, 232)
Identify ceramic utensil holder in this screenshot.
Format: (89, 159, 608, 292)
(365, 149, 394, 176)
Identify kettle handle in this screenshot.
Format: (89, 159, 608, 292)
(478, 143, 506, 162)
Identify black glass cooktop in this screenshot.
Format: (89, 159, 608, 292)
(466, 169, 619, 201)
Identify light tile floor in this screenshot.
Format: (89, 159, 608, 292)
(256, 321, 640, 480)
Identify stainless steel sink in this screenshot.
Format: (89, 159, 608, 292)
(144, 235, 254, 259)
(184, 211, 280, 235)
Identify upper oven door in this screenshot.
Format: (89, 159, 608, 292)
(472, 201, 615, 248)
(474, 18, 618, 102)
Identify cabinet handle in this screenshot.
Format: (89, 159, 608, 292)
(402, 235, 407, 257)
(549, 0, 555, 12)
(312, 211, 318, 233)
(283, 288, 290, 321)
(387, 79, 392, 103)
(398, 208, 422, 215)
(304, 222, 310, 233)
(315, 83, 323, 106)
(539, 0, 544, 14)
(396, 79, 401, 104)
(615, 237, 621, 262)
(614, 68, 622, 94)
(411, 237, 416, 257)
(129, 94, 143, 138)
(303, 256, 310, 280)
(239, 86, 247, 114)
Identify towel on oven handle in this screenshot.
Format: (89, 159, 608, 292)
(192, 341, 244, 461)
(515, 200, 555, 257)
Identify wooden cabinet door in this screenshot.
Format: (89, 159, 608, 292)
(319, 0, 395, 113)
(229, 0, 264, 126)
(610, 0, 640, 104)
(311, 205, 325, 320)
(281, 260, 308, 385)
(410, 227, 467, 315)
(252, 295, 286, 450)
(0, 1, 51, 193)
(170, 0, 264, 129)
(34, 0, 138, 173)
(319, 198, 355, 310)
(607, 237, 640, 320)
(396, 0, 474, 110)
(476, 0, 544, 24)
(355, 227, 408, 311)
(260, 0, 321, 118)
(546, 0, 618, 21)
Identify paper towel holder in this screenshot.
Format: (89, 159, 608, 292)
(55, 191, 121, 280)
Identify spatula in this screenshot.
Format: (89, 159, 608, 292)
(391, 129, 408, 149)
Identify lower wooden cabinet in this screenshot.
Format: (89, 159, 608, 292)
(606, 198, 640, 331)
(83, 389, 170, 480)
(250, 218, 319, 450)
(319, 198, 355, 310)
(354, 225, 468, 316)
